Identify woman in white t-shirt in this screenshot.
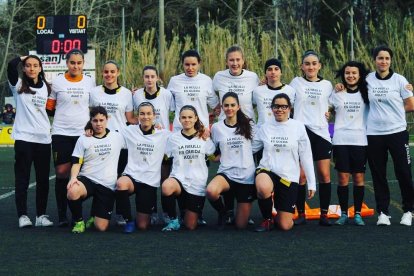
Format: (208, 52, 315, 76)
(161, 105, 216, 231)
(331, 61, 369, 226)
(115, 102, 170, 233)
(46, 49, 95, 227)
(89, 60, 136, 226)
(213, 45, 259, 224)
(290, 50, 333, 226)
(7, 55, 54, 228)
(67, 106, 124, 233)
(206, 92, 256, 229)
(365, 45, 414, 226)
(133, 65, 174, 224)
(253, 93, 316, 231)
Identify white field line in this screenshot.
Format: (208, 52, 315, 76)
(0, 175, 56, 200)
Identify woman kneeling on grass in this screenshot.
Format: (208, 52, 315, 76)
(115, 102, 171, 233)
(67, 106, 124, 233)
(161, 105, 216, 231)
(206, 92, 256, 229)
(253, 93, 316, 231)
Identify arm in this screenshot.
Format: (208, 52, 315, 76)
(298, 124, 316, 198)
(404, 96, 414, 112)
(7, 56, 25, 86)
(67, 163, 82, 190)
(125, 111, 137, 125)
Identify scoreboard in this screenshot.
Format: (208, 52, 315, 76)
(35, 15, 87, 54)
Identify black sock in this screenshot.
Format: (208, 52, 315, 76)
(162, 194, 177, 219)
(337, 186, 349, 214)
(115, 190, 132, 221)
(258, 196, 273, 220)
(223, 190, 235, 211)
(68, 198, 83, 222)
(353, 186, 365, 213)
(319, 183, 331, 215)
(296, 185, 306, 214)
(209, 197, 225, 213)
(55, 178, 69, 220)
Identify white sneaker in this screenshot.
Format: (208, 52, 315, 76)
(377, 212, 391, 226)
(19, 215, 33, 228)
(35, 215, 54, 227)
(400, 211, 413, 226)
(115, 214, 126, 226)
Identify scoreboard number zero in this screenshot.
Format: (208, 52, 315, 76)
(35, 15, 87, 54)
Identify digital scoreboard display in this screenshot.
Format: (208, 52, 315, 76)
(35, 15, 87, 54)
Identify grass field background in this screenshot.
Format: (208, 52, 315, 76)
(0, 146, 413, 275)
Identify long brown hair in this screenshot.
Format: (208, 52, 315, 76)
(19, 55, 51, 96)
(179, 105, 205, 139)
(222, 92, 252, 140)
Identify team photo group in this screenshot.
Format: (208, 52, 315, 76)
(8, 43, 414, 234)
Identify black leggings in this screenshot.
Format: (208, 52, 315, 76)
(14, 140, 51, 217)
(367, 130, 414, 214)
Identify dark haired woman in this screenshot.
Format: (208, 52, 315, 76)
(8, 55, 53, 228)
(167, 50, 219, 132)
(115, 102, 170, 233)
(133, 65, 174, 225)
(206, 92, 256, 229)
(161, 105, 216, 231)
(253, 93, 315, 231)
(365, 46, 414, 226)
(290, 50, 333, 226)
(167, 50, 219, 225)
(46, 49, 95, 226)
(213, 45, 259, 224)
(90, 60, 136, 226)
(67, 106, 124, 233)
(331, 61, 369, 226)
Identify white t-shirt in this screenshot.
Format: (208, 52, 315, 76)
(167, 73, 219, 131)
(252, 118, 316, 191)
(211, 120, 255, 184)
(122, 125, 171, 188)
(133, 87, 174, 130)
(165, 131, 216, 196)
(90, 85, 133, 131)
(73, 131, 124, 191)
(50, 74, 95, 136)
(366, 72, 413, 135)
(290, 76, 333, 142)
(213, 69, 259, 121)
(253, 84, 296, 127)
(9, 79, 51, 144)
(330, 90, 368, 145)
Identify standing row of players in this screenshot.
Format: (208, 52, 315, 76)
(8, 44, 414, 232)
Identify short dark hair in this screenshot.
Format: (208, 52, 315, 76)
(181, 50, 201, 63)
(372, 45, 393, 60)
(90, 106, 108, 119)
(142, 65, 158, 75)
(272, 93, 292, 108)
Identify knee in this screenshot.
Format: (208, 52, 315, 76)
(136, 218, 149, 231)
(95, 223, 109, 232)
(205, 186, 219, 200)
(162, 183, 173, 196)
(278, 220, 293, 231)
(185, 222, 197, 231)
(67, 189, 80, 201)
(116, 181, 128, 191)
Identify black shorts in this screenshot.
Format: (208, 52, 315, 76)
(306, 128, 332, 161)
(216, 173, 256, 203)
(256, 169, 298, 214)
(173, 177, 205, 214)
(122, 174, 157, 215)
(77, 176, 115, 220)
(333, 145, 367, 173)
(52, 135, 79, 166)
